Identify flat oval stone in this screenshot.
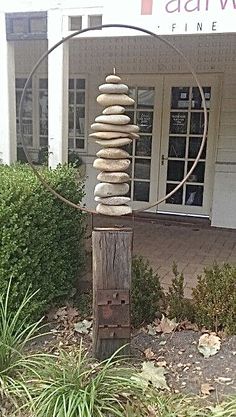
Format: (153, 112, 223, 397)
(91, 123, 139, 133)
(105, 75, 122, 83)
(95, 114, 130, 125)
(93, 158, 130, 172)
(96, 148, 129, 159)
(96, 203, 132, 216)
(97, 94, 134, 107)
(130, 132, 140, 139)
(89, 131, 128, 139)
(102, 106, 125, 115)
(95, 138, 132, 148)
(95, 196, 131, 206)
(97, 171, 130, 183)
(94, 182, 129, 197)
(99, 83, 128, 94)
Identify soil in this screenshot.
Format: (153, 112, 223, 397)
(131, 330, 236, 401)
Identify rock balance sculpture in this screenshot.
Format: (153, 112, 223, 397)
(90, 73, 140, 216)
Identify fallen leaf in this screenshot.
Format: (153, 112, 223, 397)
(215, 377, 233, 384)
(144, 348, 157, 360)
(159, 340, 167, 346)
(74, 319, 93, 334)
(198, 333, 221, 358)
(136, 361, 170, 390)
(159, 315, 178, 334)
(201, 383, 215, 396)
(147, 324, 157, 336)
(156, 361, 167, 367)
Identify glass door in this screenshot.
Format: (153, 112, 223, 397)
(121, 75, 163, 209)
(158, 75, 220, 216)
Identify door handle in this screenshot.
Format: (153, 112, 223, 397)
(161, 154, 168, 165)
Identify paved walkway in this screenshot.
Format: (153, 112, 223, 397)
(90, 215, 236, 297)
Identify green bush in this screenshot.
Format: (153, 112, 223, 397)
(0, 164, 86, 321)
(131, 256, 165, 327)
(192, 264, 236, 334)
(166, 263, 195, 322)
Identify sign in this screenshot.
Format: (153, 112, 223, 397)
(102, 0, 236, 36)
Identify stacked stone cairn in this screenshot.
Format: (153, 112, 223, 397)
(90, 73, 140, 216)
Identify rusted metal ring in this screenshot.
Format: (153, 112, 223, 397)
(19, 23, 208, 215)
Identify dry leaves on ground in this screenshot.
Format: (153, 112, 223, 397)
(200, 383, 215, 396)
(198, 333, 221, 358)
(134, 361, 170, 391)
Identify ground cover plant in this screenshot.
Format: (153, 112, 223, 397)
(0, 164, 86, 321)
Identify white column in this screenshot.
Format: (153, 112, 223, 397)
(0, 12, 17, 165)
(48, 9, 69, 168)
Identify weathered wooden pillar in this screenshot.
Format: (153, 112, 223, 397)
(92, 227, 133, 360)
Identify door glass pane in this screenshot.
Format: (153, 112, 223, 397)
(171, 87, 190, 109)
(170, 112, 188, 134)
(168, 137, 186, 158)
(137, 87, 154, 108)
(125, 110, 134, 124)
(134, 159, 151, 179)
(39, 91, 48, 118)
(167, 160, 185, 181)
(137, 111, 153, 133)
(134, 181, 150, 201)
(187, 162, 205, 183)
(188, 137, 207, 159)
(185, 185, 203, 206)
(166, 183, 183, 204)
(128, 88, 135, 104)
(76, 78, 85, 89)
(76, 108, 85, 135)
(135, 136, 152, 157)
(76, 92, 85, 104)
(192, 87, 211, 109)
(190, 112, 208, 134)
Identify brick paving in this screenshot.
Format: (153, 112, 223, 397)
(91, 215, 236, 297)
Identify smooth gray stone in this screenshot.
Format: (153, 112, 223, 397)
(95, 114, 130, 125)
(99, 83, 128, 94)
(93, 158, 130, 172)
(95, 196, 131, 206)
(97, 94, 135, 107)
(102, 105, 125, 115)
(89, 131, 128, 139)
(130, 132, 140, 139)
(95, 138, 132, 148)
(96, 204, 132, 216)
(91, 122, 139, 133)
(94, 182, 129, 197)
(96, 148, 130, 159)
(105, 74, 122, 83)
(97, 171, 130, 183)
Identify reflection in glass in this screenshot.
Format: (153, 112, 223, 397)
(128, 88, 135, 105)
(76, 108, 85, 135)
(68, 110, 74, 136)
(40, 137, 48, 147)
(190, 112, 208, 135)
(69, 79, 74, 89)
(188, 137, 207, 159)
(122, 143, 133, 155)
(168, 137, 186, 158)
(137, 88, 154, 108)
(171, 87, 190, 109)
(167, 160, 185, 181)
(39, 79, 48, 89)
(187, 162, 205, 183)
(76, 79, 85, 89)
(192, 87, 211, 109)
(125, 111, 134, 124)
(166, 183, 183, 204)
(169, 112, 188, 134)
(134, 159, 151, 179)
(39, 91, 48, 119)
(137, 111, 153, 133)
(40, 120, 48, 136)
(76, 92, 85, 104)
(76, 139, 84, 149)
(16, 91, 32, 117)
(135, 136, 152, 157)
(134, 181, 150, 201)
(185, 185, 203, 206)
(69, 92, 74, 104)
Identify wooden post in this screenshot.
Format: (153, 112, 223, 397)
(92, 227, 133, 360)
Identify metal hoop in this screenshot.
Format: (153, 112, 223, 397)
(19, 23, 208, 215)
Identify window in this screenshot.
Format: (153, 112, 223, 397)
(68, 78, 86, 151)
(38, 79, 48, 147)
(15, 78, 33, 147)
(69, 16, 82, 31)
(6, 12, 47, 40)
(88, 14, 102, 28)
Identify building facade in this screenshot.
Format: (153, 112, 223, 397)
(0, 0, 236, 228)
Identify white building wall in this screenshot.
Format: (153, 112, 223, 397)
(14, 34, 236, 227)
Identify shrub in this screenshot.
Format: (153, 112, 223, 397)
(166, 263, 195, 322)
(0, 164, 86, 321)
(131, 256, 165, 327)
(192, 264, 236, 334)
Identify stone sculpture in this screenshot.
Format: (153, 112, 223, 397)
(91, 72, 140, 216)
